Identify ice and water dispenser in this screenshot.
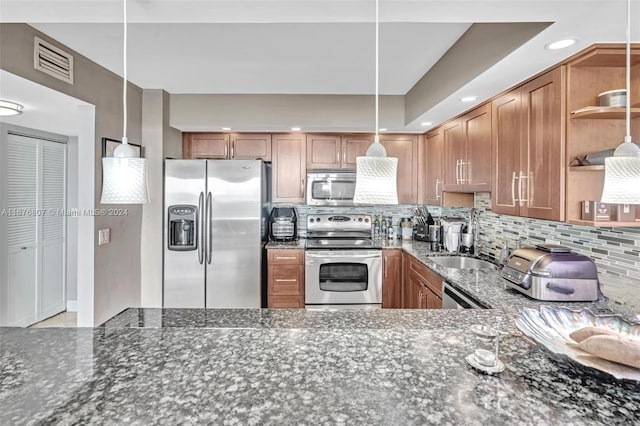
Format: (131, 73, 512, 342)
(168, 205, 197, 251)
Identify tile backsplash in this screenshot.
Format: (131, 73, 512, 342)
(466, 192, 640, 311)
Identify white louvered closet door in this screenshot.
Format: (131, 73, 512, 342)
(39, 141, 66, 320)
(4, 135, 39, 326)
(1, 134, 66, 326)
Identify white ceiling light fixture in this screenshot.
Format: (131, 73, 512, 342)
(291, 126, 302, 131)
(421, 122, 432, 127)
(379, 128, 388, 132)
(222, 127, 231, 131)
(545, 38, 578, 50)
(0, 100, 24, 116)
(460, 96, 477, 102)
(601, 0, 640, 205)
(100, 0, 149, 205)
(353, 0, 399, 206)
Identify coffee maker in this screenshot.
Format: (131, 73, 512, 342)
(439, 217, 466, 253)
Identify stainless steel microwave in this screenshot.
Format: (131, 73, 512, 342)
(306, 170, 356, 206)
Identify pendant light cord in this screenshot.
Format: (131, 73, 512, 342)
(626, 0, 631, 141)
(122, 0, 128, 143)
(375, 0, 379, 139)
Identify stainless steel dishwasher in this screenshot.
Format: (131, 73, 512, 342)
(442, 282, 486, 309)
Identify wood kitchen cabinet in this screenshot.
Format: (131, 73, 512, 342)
(306, 134, 372, 169)
(272, 133, 307, 204)
(183, 133, 271, 161)
(183, 133, 229, 159)
(267, 249, 305, 308)
(400, 254, 442, 309)
(492, 67, 565, 221)
(382, 249, 402, 309)
(425, 129, 444, 205)
(565, 44, 640, 226)
(442, 104, 492, 193)
(379, 134, 419, 204)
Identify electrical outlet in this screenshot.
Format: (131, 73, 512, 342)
(98, 228, 110, 245)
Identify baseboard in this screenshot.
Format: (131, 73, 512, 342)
(66, 300, 78, 312)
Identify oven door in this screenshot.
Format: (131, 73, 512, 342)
(305, 249, 382, 305)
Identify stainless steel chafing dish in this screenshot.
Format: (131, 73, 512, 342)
(501, 244, 600, 302)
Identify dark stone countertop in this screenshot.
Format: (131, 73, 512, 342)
(2, 308, 639, 425)
(265, 239, 306, 249)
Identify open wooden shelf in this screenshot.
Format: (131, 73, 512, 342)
(570, 107, 640, 119)
(569, 165, 605, 171)
(568, 219, 640, 228)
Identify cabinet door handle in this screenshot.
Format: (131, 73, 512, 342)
(275, 256, 297, 260)
(301, 179, 305, 197)
(462, 160, 468, 184)
(455, 160, 460, 184)
(343, 148, 347, 166)
(435, 179, 441, 200)
(224, 143, 229, 158)
(336, 149, 340, 165)
(231, 140, 235, 158)
(384, 257, 387, 278)
(511, 171, 519, 206)
(275, 279, 298, 282)
(519, 171, 529, 207)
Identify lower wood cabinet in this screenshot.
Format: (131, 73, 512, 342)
(398, 253, 443, 310)
(267, 249, 305, 308)
(381, 249, 402, 308)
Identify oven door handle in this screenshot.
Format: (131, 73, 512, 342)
(305, 253, 381, 259)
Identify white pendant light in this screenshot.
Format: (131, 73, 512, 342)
(0, 100, 24, 116)
(100, 0, 149, 204)
(601, 0, 640, 204)
(353, 0, 399, 205)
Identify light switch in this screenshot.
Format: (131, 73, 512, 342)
(99, 228, 111, 245)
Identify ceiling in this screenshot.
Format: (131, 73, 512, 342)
(1, 0, 639, 132)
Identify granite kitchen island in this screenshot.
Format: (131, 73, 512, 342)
(2, 308, 639, 425)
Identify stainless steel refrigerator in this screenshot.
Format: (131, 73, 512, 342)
(163, 159, 268, 308)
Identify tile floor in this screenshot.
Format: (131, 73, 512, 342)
(30, 311, 77, 328)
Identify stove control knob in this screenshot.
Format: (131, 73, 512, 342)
(309, 218, 314, 223)
(364, 218, 370, 223)
(358, 218, 363, 222)
(316, 217, 321, 222)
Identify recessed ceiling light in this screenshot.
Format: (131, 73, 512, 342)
(291, 127, 301, 131)
(379, 128, 388, 132)
(420, 122, 432, 127)
(0, 100, 24, 116)
(460, 96, 477, 103)
(221, 127, 231, 131)
(545, 38, 578, 50)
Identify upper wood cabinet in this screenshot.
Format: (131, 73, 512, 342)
(184, 133, 229, 159)
(342, 135, 373, 168)
(306, 134, 372, 169)
(272, 133, 307, 204)
(442, 104, 492, 193)
(425, 129, 444, 205)
(379, 134, 418, 204)
(565, 44, 640, 227)
(230, 133, 272, 161)
(183, 133, 271, 161)
(492, 67, 565, 221)
(306, 134, 342, 169)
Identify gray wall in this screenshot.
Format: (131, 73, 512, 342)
(141, 89, 181, 307)
(170, 94, 405, 132)
(0, 23, 144, 325)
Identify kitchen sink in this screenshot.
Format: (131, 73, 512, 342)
(429, 256, 498, 272)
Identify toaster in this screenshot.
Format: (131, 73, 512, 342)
(501, 244, 599, 301)
(269, 207, 297, 241)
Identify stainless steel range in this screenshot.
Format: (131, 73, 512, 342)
(305, 214, 382, 306)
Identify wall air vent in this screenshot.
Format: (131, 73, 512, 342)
(33, 36, 74, 85)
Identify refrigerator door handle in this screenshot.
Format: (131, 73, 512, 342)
(198, 192, 204, 264)
(206, 191, 213, 265)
